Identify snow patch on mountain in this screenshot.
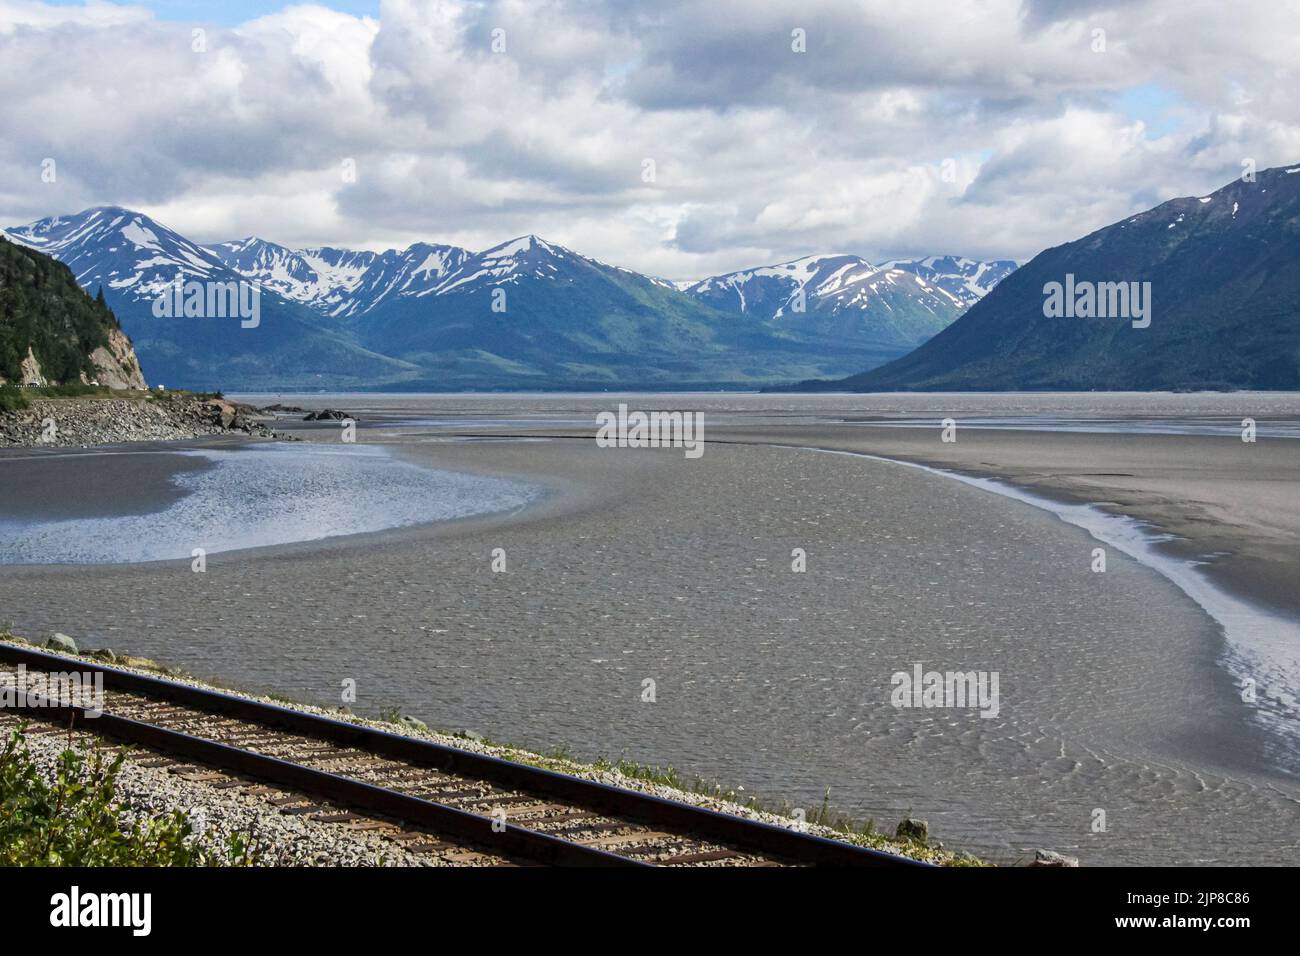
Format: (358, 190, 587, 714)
(6, 206, 228, 300)
(683, 253, 1016, 323)
(8, 206, 1016, 344)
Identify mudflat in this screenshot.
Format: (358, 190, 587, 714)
(702, 423, 1300, 625)
(2, 408, 1298, 864)
(0, 442, 221, 520)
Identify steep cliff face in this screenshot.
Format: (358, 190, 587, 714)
(0, 236, 146, 389)
(86, 327, 147, 389)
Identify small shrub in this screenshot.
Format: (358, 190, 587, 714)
(0, 384, 28, 413)
(0, 726, 254, 866)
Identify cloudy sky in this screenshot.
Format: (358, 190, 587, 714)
(2, 0, 1299, 280)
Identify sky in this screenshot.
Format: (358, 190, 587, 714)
(3, 0, 1299, 281)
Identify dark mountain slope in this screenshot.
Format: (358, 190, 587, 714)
(802, 164, 1300, 391)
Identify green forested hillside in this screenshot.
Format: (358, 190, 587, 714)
(0, 236, 119, 385)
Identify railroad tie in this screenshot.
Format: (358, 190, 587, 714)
(312, 811, 367, 824)
(540, 819, 632, 836)
(448, 793, 540, 809)
(414, 785, 498, 802)
(577, 831, 677, 850)
(175, 771, 229, 783)
(656, 849, 749, 866)
(269, 794, 314, 807)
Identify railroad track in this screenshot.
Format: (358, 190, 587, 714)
(0, 643, 928, 868)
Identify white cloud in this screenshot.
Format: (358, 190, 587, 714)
(1, 0, 1298, 281)
(0, 0, 149, 33)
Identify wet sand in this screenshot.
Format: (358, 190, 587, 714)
(0, 441, 224, 520)
(2, 410, 1298, 865)
(700, 423, 1300, 626)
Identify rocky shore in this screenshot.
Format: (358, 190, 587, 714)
(0, 395, 279, 447)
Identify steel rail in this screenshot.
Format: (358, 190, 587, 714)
(0, 642, 930, 867)
(5, 692, 639, 866)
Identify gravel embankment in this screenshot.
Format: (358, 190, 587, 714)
(0, 636, 966, 866)
(0, 396, 278, 447)
(0, 710, 487, 866)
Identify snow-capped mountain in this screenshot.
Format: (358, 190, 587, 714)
(346, 233, 748, 378)
(879, 256, 1017, 309)
(684, 254, 1016, 323)
(385, 234, 576, 302)
(6, 205, 230, 301)
(4, 208, 419, 390)
(685, 254, 865, 319)
(207, 227, 1015, 350)
(335, 242, 470, 316)
(205, 232, 607, 319)
(204, 237, 379, 318)
(6, 205, 1018, 389)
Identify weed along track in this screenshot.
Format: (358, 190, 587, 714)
(0, 644, 927, 868)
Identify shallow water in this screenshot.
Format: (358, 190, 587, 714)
(0, 442, 537, 564)
(236, 389, 1300, 422)
(805, 445, 1300, 771)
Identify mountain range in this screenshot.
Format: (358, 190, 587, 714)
(684, 254, 1014, 358)
(5, 209, 419, 391)
(4, 207, 1013, 390)
(796, 163, 1300, 391)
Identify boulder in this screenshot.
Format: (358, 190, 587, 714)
(303, 409, 354, 421)
(45, 632, 78, 653)
(1031, 849, 1079, 867)
(895, 818, 929, 844)
(205, 399, 238, 429)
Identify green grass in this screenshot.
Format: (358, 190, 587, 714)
(267, 692, 311, 707)
(147, 389, 223, 402)
(0, 384, 27, 412)
(486, 746, 984, 864)
(0, 385, 226, 409)
(28, 382, 112, 399)
(1, 383, 148, 407)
